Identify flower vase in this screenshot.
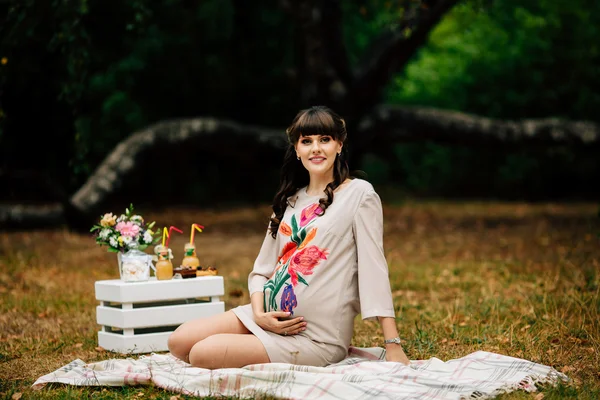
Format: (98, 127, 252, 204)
(117, 248, 153, 282)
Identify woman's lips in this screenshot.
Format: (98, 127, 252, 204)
(309, 157, 326, 164)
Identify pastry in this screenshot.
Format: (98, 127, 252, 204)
(173, 265, 197, 279)
(196, 265, 218, 277)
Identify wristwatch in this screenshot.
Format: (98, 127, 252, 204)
(384, 337, 402, 345)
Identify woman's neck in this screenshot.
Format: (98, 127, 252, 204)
(306, 173, 334, 196)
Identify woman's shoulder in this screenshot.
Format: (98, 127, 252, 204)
(348, 178, 376, 195)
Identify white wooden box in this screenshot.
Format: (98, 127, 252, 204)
(95, 276, 225, 354)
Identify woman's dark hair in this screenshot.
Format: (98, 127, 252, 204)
(269, 105, 350, 238)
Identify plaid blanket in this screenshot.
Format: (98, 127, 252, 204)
(32, 347, 567, 399)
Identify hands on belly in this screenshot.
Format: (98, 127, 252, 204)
(254, 311, 307, 336)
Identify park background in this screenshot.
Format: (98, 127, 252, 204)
(1, 0, 599, 399)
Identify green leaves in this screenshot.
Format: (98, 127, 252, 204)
(297, 274, 309, 287)
(290, 215, 300, 245)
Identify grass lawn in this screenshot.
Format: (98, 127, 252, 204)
(1, 201, 599, 399)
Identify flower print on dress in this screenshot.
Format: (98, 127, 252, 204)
(277, 242, 297, 266)
(300, 203, 322, 227)
(288, 245, 328, 286)
(279, 222, 292, 236)
(263, 204, 329, 312)
(280, 284, 298, 315)
(272, 226, 318, 278)
(298, 227, 317, 251)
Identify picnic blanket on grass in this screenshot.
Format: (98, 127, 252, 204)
(33, 347, 568, 400)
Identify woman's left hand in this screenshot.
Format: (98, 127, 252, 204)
(385, 344, 410, 365)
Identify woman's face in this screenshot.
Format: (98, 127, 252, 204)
(295, 134, 343, 178)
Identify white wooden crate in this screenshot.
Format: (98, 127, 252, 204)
(95, 277, 225, 354)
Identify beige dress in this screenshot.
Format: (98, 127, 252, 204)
(231, 178, 395, 366)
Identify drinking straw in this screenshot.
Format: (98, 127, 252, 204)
(165, 226, 183, 247)
(190, 223, 205, 244)
(162, 227, 168, 247)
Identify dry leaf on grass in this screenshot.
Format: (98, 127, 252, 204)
(170, 396, 181, 400)
(520, 325, 531, 332)
(74, 343, 83, 348)
(11, 393, 22, 400)
(534, 393, 544, 400)
(95, 346, 105, 352)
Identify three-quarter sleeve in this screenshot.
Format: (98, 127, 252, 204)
(248, 228, 279, 295)
(352, 190, 395, 321)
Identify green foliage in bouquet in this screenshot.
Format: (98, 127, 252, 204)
(90, 204, 159, 253)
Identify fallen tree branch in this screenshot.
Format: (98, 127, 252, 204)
(360, 105, 600, 147)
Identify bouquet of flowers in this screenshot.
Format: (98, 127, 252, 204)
(90, 204, 160, 253)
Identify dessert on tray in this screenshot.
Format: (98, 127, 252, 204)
(173, 265, 198, 279)
(196, 266, 218, 277)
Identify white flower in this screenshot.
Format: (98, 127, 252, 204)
(122, 236, 133, 245)
(99, 228, 111, 239)
(109, 236, 118, 248)
(143, 231, 153, 244)
(130, 215, 144, 224)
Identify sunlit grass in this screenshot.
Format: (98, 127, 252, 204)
(1, 201, 598, 399)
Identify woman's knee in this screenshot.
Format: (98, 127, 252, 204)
(188, 335, 226, 369)
(167, 330, 190, 361)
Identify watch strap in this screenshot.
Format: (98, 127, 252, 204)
(384, 337, 401, 345)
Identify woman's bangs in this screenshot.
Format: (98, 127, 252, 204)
(291, 111, 339, 142)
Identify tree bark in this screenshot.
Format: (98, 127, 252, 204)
(1, 107, 598, 230)
(283, 0, 351, 108)
(346, 0, 460, 121)
(282, 0, 460, 121)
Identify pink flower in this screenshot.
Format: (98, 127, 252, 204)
(115, 221, 140, 238)
(288, 245, 328, 286)
(300, 203, 322, 227)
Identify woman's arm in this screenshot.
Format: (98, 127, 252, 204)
(352, 188, 410, 365)
(248, 230, 280, 296)
(378, 316, 410, 365)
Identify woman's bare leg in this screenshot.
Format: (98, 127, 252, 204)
(168, 310, 254, 362)
(188, 333, 270, 369)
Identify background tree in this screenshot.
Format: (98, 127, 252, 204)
(0, 0, 599, 229)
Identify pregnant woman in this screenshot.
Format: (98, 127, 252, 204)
(168, 105, 409, 368)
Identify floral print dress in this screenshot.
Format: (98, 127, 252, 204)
(231, 179, 395, 366)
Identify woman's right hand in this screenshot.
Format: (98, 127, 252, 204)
(254, 311, 306, 336)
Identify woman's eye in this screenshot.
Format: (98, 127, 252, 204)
(301, 139, 311, 145)
(320, 137, 331, 143)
